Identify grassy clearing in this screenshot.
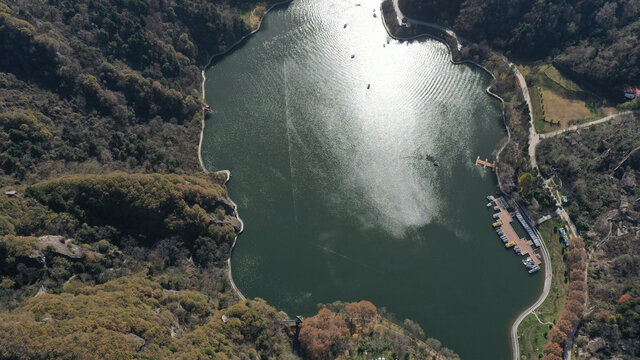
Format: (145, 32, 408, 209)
(526, 64, 615, 133)
(543, 65, 582, 92)
(541, 89, 591, 126)
(518, 218, 569, 360)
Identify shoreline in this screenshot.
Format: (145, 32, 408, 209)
(200, 1, 552, 357)
(380, 4, 552, 360)
(198, 0, 294, 302)
(379, 2, 511, 195)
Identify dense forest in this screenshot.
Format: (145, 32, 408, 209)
(0, 0, 254, 184)
(0, 0, 460, 358)
(398, 0, 640, 94)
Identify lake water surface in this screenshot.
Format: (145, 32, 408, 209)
(202, 1, 543, 358)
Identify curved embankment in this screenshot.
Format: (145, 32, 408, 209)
(381, 4, 552, 360)
(380, 3, 511, 196)
(198, 0, 294, 301)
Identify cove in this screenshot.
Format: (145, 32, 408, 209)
(201, 0, 543, 358)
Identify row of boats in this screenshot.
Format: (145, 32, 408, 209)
(522, 257, 540, 274)
(487, 195, 540, 274)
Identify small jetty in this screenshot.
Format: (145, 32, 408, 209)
(475, 156, 495, 168)
(280, 315, 304, 327)
(203, 104, 213, 118)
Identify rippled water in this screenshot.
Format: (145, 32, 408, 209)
(202, 1, 543, 358)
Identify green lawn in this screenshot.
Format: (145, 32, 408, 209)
(517, 219, 568, 360)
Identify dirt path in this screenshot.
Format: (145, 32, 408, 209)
(532, 311, 554, 326)
(512, 69, 540, 170)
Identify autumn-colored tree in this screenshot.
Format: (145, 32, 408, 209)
(299, 308, 349, 360)
(567, 248, 587, 265)
(344, 301, 377, 334)
(568, 290, 586, 304)
(568, 280, 587, 292)
(542, 341, 564, 357)
(569, 269, 585, 282)
(556, 319, 574, 335)
(618, 294, 633, 303)
(559, 311, 578, 324)
(569, 237, 585, 248)
(565, 300, 584, 317)
(547, 327, 568, 346)
(542, 354, 563, 360)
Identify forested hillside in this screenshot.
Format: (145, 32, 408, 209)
(0, 0, 257, 185)
(537, 113, 640, 358)
(0, 1, 460, 358)
(398, 0, 640, 93)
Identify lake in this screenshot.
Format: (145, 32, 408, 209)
(201, 0, 543, 358)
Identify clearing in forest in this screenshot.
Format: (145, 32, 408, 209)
(541, 90, 591, 126)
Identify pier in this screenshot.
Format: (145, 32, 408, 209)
(475, 156, 495, 168)
(490, 197, 542, 268)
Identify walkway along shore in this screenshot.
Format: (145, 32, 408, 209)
(382, 3, 552, 359)
(198, 0, 294, 302)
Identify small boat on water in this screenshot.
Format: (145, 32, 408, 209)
(367, 84, 370, 89)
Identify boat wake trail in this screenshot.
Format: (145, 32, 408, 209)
(314, 244, 385, 275)
(284, 61, 298, 223)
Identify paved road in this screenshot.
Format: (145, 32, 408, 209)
(510, 216, 552, 360)
(539, 110, 639, 140)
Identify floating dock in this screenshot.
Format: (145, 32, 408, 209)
(489, 196, 542, 271)
(475, 156, 495, 168)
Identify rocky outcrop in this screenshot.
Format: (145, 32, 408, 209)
(28, 236, 98, 265)
(126, 333, 146, 351)
(207, 212, 242, 231)
(621, 171, 636, 194)
(587, 337, 605, 353)
(37, 236, 86, 259)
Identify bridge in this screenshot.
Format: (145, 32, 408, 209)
(475, 156, 495, 168)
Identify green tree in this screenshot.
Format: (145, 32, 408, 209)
(518, 172, 534, 195)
